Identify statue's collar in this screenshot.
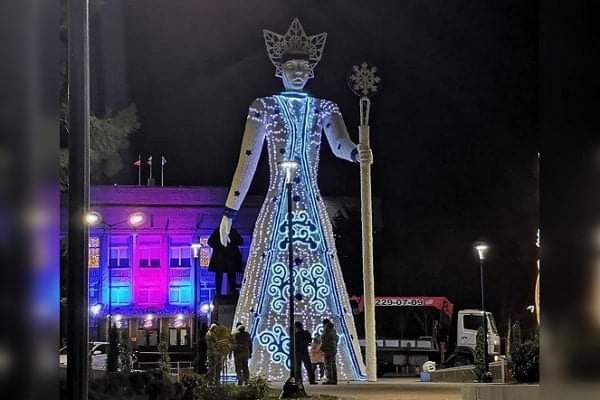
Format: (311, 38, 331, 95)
(278, 90, 310, 99)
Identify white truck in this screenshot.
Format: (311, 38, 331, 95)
(350, 296, 502, 376)
(447, 309, 501, 367)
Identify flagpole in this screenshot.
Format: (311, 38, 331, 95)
(161, 157, 164, 187)
(147, 156, 154, 186)
(137, 154, 141, 186)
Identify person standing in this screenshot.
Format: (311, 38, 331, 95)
(205, 324, 221, 385)
(321, 319, 338, 384)
(309, 335, 325, 381)
(294, 321, 316, 384)
(206, 323, 231, 385)
(232, 323, 252, 385)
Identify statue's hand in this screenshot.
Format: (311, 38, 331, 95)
(357, 144, 374, 165)
(219, 216, 232, 247)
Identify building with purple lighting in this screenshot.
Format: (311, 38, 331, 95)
(83, 185, 260, 350)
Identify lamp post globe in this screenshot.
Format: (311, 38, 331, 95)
(85, 211, 102, 226)
(127, 211, 146, 228)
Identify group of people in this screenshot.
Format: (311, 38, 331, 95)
(204, 322, 253, 385)
(203, 319, 339, 386)
(295, 318, 339, 385)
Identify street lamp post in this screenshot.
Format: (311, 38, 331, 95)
(191, 241, 202, 373)
(279, 160, 306, 399)
(474, 242, 492, 383)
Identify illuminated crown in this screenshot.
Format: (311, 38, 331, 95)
(263, 18, 327, 78)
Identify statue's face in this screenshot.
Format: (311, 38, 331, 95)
(281, 59, 312, 90)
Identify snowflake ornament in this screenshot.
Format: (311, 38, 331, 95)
(349, 62, 381, 97)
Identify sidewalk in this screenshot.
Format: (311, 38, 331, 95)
(271, 378, 463, 400)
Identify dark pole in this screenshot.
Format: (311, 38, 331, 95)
(194, 245, 199, 373)
(67, 0, 90, 399)
(281, 168, 306, 399)
(479, 258, 490, 381)
(107, 225, 112, 335)
(287, 180, 296, 381)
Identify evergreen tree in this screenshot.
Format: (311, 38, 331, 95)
(158, 328, 171, 376)
(107, 324, 119, 373)
(118, 330, 133, 375)
(474, 326, 486, 380)
(510, 320, 522, 359)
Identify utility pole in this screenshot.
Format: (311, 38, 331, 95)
(67, 1, 90, 399)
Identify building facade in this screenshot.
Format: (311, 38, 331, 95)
(84, 185, 260, 350)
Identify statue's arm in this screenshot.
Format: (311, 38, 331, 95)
(219, 99, 267, 246)
(322, 101, 373, 164)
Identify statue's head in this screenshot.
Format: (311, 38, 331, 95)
(263, 18, 327, 91)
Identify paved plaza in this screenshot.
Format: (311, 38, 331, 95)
(272, 378, 463, 400)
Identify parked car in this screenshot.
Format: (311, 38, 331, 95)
(59, 342, 110, 371)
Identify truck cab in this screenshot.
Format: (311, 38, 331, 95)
(449, 309, 501, 366)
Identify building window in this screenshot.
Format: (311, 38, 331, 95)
(139, 246, 161, 268)
(110, 246, 130, 268)
(110, 286, 131, 305)
(170, 246, 191, 267)
(169, 285, 192, 305)
(138, 287, 161, 304)
(169, 328, 190, 346)
(89, 236, 100, 268)
(199, 238, 211, 267)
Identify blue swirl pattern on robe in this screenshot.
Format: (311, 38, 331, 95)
(231, 93, 366, 381)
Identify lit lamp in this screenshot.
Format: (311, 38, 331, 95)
(85, 211, 102, 227)
(128, 211, 146, 228)
(474, 241, 492, 382)
(90, 303, 103, 341)
(278, 160, 306, 399)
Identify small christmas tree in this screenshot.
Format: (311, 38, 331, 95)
(106, 324, 119, 373)
(158, 328, 171, 376)
(118, 330, 133, 375)
(474, 326, 486, 381)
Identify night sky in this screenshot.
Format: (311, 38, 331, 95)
(89, 1, 539, 334)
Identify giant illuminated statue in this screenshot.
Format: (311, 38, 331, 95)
(219, 18, 372, 381)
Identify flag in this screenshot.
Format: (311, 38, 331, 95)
(147, 156, 152, 166)
(161, 156, 167, 166)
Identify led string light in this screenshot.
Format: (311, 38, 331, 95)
(230, 93, 366, 380)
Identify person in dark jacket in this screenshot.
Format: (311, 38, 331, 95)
(207, 228, 243, 296)
(294, 321, 316, 384)
(232, 323, 252, 385)
(320, 319, 338, 384)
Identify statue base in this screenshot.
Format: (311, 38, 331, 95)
(211, 293, 238, 327)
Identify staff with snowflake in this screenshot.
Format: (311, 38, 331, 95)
(349, 62, 380, 382)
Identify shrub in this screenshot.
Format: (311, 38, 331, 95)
(191, 375, 270, 400)
(511, 332, 539, 383)
(146, 369, 176, 400)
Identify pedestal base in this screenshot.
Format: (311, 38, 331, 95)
(212, 294, 238, 327)
(280, 377, 307, 399)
